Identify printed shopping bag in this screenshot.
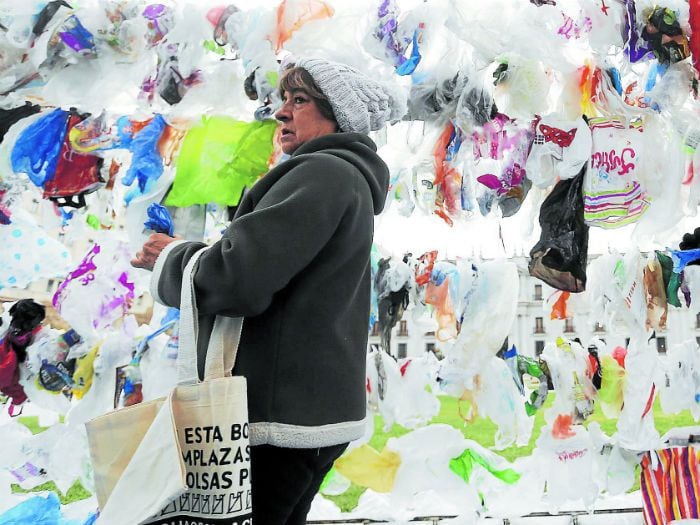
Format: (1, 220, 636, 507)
(87, 247, 251, 525)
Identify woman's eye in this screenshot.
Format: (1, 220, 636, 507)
(294, 96, 306, 104)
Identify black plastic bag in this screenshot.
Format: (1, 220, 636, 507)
(529, 166, 589, 292)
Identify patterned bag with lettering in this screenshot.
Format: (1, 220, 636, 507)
(583, 116, 650, 228)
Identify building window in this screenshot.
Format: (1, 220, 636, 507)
(370, 323, 379, 337)
(426, 342, 435, 354)
(656, 337, 667, 354)
(534, 317, 545, 334)
(564, 319, 575, 333)
(696, 337, 700, 348)
(625, 337, 631, 348)
(593, 322, 605, 333)
(398, 320, 408, 337)
(534, 284, 543, 301)
(696, 313, 700, 329)
(398, 343, 407, 359)
(46, 279, 55, 293)
(535, 340, 545, 356)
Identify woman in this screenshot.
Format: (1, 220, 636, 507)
(132, 58, 405, 524)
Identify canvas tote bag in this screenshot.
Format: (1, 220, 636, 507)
(86, 247, 251, 525)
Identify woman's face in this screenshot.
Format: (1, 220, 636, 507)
(275, 89, 338, 154)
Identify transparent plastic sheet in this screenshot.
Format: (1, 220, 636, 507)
(424, 261, 459, 341)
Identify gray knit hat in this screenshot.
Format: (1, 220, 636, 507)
(295, 58, 407, 134)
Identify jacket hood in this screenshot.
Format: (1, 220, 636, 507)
(292, 132, 390, 214)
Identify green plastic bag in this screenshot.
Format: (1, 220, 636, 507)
(165, 117, 276, 207)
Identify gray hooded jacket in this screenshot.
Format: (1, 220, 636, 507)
(150, 132, 389, 448)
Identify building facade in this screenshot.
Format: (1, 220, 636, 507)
(370, 256, 700, 359)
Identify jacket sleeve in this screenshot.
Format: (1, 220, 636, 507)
(152, 156, 357, 316)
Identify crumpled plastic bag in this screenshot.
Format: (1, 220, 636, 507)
(0, 493, 61, 525)
(529, 167, 589, 293)
(366, 349, 439, 430)
(374, 256, 412, 352)
(615, 336, 660, 450)
(474, 356, 534, 449)
(0, 209, 73, 290)
(525, 115, 592, 188)
(534, 422, 599, 510)
(541, 337, 596, 425)
(52, 240, 135, 343)
(657, 340, 700, 419)
(121, 114, 166, 205)
(10, 108, 69, 188)
(444, 261, 519, 391)
(164, 117, 276, 207)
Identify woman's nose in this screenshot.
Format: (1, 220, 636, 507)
(275, 103, 291, 122)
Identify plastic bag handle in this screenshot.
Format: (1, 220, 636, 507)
(178, 247, 243, 384)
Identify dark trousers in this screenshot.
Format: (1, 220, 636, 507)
(250, 443, 348, 525)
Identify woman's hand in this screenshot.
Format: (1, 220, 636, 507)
(131, 233, 180, 271)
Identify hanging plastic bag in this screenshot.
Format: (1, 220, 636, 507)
(374, 256, 412, 352)
(643, 255, 668, 331)
(0, 493, 61, 525)
(525, 115, 592, 188)
(269, 0, 334, 53)
(0, 208, 73, 290)
(584, 116, 650, 228)
(164, 117, 276, 207)
(122, 114, 166, 205)
(529, 167, 589, 293)
(42, 110, 104, 208)
(10, 108, 70, 188)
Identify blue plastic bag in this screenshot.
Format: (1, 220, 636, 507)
(122, 114, 166, 204)
(10, 109, 69, 187)
(143, 203, 174, 235)
(0, 493, 61, 525)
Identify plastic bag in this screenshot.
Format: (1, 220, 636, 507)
(0, 208, 73, 290)
(615, 336, 660, 450)
(529, 167, 589, 293)
(474, 356, 534, 449)
(374, 256, 412, 352)
(164, 117, 276, 207)
(598, 353, 626, 418)
(269, 0, 334, 53)
(10, 108, 69, 188)
(584, 116, 650, 228)
(643, 255, 668, 331)
(425, 261, 459, 341)
(0, 493, 61, 525)
(42, 111, 104, 208)
(525, 116, 592, 188)
(121, 114, 166, 205)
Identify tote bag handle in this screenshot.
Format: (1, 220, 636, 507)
(177, 247, 243, 384)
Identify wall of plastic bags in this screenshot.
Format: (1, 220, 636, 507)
(3, 0, 700, 522)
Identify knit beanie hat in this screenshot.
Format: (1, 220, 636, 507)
(294, 58, 407, 134)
